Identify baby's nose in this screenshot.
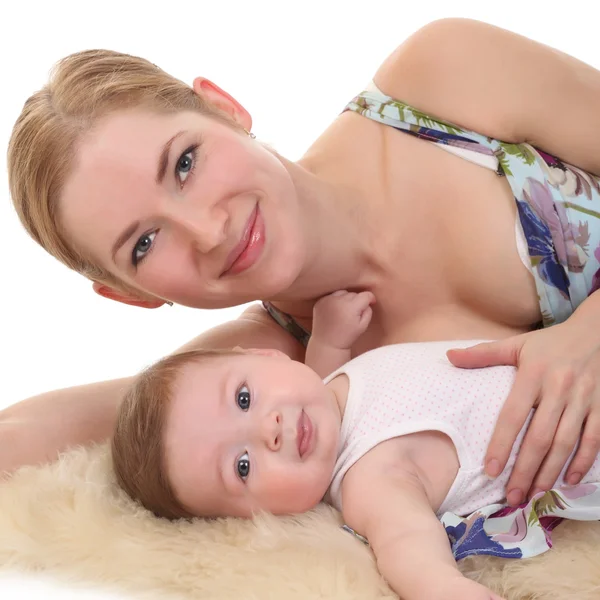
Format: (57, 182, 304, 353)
(261, 410, 282, 451)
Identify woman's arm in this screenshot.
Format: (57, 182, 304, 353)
(375, 18, 600, 174)
(0, 304, 305, 476)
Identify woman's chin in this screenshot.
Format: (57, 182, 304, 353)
(248, 265, 303, 302)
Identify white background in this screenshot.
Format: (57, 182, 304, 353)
(0, 1, 598, 597)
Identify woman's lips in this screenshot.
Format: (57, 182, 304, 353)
(221, 204, 265, 277)
(297, 410, 314, 459)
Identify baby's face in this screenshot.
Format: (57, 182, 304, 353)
(164, 350, 342, 518)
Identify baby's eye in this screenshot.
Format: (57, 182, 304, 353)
(236, 451, 251, 481)
(236, 385, 251, 411)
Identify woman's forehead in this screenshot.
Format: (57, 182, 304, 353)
(85, 109, 199, 156)
(64, 110, 185, 198)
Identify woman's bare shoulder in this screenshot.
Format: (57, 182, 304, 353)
(373, 19, 538, 143)
(175, 303, 306, 362)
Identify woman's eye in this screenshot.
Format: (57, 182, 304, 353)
(176, 147, 196, 184)
(236, 385, 251, 411)
(236, 452, 251, 481)
(131, 231, 157, 266)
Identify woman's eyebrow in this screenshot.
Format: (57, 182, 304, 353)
(112, 220, 140, 263)
(156, 130, 186, 184)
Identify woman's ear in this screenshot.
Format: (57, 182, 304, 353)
(92, 281, 166, 309)
(192, 77, 252, 131)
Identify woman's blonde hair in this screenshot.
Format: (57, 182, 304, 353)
(8, 49, 242, 290)
(112, 348, 237, 520)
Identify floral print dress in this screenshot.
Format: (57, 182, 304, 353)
(263, 85, 600, 560)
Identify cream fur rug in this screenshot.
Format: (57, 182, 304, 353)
(0, 444, 599, 600)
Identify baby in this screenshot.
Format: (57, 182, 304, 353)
(112, 291, 600, 600)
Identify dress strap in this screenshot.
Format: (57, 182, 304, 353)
(344, 84, 502, 174)
(262, 301, 311, 347)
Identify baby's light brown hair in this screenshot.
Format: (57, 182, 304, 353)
(112, 348, 238, 520)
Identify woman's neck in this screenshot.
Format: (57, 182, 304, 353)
(269, 155, 386, 304)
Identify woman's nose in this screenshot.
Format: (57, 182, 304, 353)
(168, 203, 229, 254)
(260, 411, 282, 452)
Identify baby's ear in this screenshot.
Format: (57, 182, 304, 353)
(232, 347, 290, 360)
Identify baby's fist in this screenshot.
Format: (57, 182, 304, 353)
(312, 290, 375, 349)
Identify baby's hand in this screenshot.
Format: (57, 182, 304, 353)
(312, 290, 375, 349)
(437, 577, 505, 600)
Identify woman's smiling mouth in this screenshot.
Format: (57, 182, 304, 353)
(220, 204, 265, 276)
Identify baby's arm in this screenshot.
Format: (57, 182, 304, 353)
(341, 453, 505, 600)
(305, 290, 375, 378)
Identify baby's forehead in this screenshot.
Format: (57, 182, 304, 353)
(172, 353, 243, 394)
(179, 351, 242, 373)
(164, 358, 228, 450)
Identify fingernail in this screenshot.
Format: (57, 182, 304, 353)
(531, 488, 544, 498)
(486, 459, 501, 478)
(507, 489, 523, 506)
(568, 473, 582, 485)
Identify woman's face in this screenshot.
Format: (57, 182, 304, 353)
(59, 108, 307, 308)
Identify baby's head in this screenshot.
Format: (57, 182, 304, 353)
(112, 348, 341, 520)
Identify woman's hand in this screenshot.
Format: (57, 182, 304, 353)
(447, 319, 600, 506)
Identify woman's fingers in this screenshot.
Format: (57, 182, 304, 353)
(565, 411, 600, 485)
(446, 338, 521, 370)
(528, 403, 581, 495)
(485, 371, 540, 483)
(503, 376, 570, 505)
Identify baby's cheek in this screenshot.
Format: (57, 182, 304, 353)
(262, 466, 327, 514)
